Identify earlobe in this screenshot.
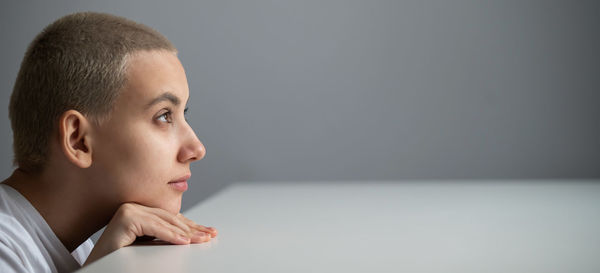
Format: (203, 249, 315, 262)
(59, 110, 93, 168)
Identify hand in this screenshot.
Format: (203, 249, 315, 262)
(83, 203, 218, 266)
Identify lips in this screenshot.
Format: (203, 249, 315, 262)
(168, 174, 191, 192)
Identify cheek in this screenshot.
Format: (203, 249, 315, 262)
(119, 136, 175, 191)
(94, 126, 180, 205)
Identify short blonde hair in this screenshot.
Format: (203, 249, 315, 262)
(10, 11, 177, 172)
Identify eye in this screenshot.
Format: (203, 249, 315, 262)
(156, 110, 173, 123)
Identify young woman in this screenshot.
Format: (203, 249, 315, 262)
(0, 12, 217, 272)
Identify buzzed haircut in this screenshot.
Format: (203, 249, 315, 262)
(9, 11, 177, 173)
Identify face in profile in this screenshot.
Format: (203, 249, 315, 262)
(89, 50, 205, 214)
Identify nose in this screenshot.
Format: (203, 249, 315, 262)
(177, 124, 206, 163)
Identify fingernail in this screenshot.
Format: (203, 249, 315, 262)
(179, 235, 190, 242)
(195, 231, 207, 237)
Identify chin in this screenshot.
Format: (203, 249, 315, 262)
(163, 197, 183, 215)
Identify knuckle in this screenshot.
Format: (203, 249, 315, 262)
(116, 204, 135, 218)
(126, 222, 143, 237)
(151, 219, 164, 230)
(170, 230, 182, 240)
(120, 203, 136, 210)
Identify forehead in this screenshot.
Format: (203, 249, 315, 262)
(118, 50, 189, 107)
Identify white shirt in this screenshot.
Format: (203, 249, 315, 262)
(0, 183, 93, 273)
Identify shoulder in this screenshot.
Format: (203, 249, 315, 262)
(0, 213, 34, 245)
(0, 186, 38, 248)
(0, 213, 50, 273)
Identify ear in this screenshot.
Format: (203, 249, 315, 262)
(58, 110, 93, 168)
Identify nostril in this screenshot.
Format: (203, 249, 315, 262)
(181, 139, 205, 163)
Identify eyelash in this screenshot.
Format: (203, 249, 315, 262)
(157, 110, 173, 123)
(156, 107, 189, 124)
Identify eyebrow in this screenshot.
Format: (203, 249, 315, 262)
(145, 92, 181, 109)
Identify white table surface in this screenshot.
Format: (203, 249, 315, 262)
(78, 180, 600, 273)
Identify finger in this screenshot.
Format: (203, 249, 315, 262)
(195, 225, 217, 237)
(156, 213, 213, 242)
(176, 214, 216, 235)
(206, 227, 218, 237)
(139, 220, 190, 245)
(145, 207, 192, 235)
(195, 226, 217, 238)
(189, 231, 210, 243)
(177, 215, 218, 237)
(195, 225, 214, 242)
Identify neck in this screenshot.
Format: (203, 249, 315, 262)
(3, 168, 117, 252)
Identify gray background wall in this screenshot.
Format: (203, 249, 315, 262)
(1, 0, 598, 211)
